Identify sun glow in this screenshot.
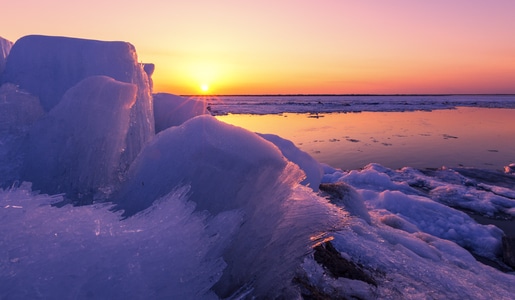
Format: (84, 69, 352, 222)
(200, 84, 209, 93)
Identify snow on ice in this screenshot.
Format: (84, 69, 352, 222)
(1, 34, 515, 299)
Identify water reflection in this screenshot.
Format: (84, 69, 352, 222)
(216, 107, 515, 171)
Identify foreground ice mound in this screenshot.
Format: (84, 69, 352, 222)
(115, 115, 341, 297)
(1, 35, 154, 166)
(116, 115, 291, 215)
(0, 36, 12, 74)
(22, 76, 137, 202)
(153, 93, 209, 132)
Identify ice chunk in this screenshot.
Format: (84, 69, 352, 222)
(115, 115, 290, 215)
(385, 166, 515, 217)
(0, 36, 12, 75)
(22, 76, 137, 202)
(1, 35, 155, 165)
(259, 133, 323, 191)
(373, 190, 503, 259)
(339, 163, 420, 195)
(2, 35, 149, 111)
(331, 165, 505, 259)
(153, 93, 209, 132)
(114, 115, 342, 297)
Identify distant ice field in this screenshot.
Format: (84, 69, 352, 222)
(206, 94, 515, 115)
(214, 95, 515, 171)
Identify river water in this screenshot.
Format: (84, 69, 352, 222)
(217, 107, 515, 171)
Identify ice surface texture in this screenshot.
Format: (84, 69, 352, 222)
(0, 184, 228, 299)
(1, 35, 154, 169)
(22, 76, 137, 202)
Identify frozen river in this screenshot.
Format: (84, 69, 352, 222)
(217, 107, 515, 171)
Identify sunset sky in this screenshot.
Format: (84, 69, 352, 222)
(2, 1, 515, 95)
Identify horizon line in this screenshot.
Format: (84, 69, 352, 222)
(178, 93, 515, 97)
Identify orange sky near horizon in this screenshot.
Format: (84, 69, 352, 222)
(2, 1, 515, 95)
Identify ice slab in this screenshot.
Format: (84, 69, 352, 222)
(1, 35, 155, 166)
(22, 76, 137, 202)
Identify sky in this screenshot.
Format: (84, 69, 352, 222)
(2, 0, 515, 95)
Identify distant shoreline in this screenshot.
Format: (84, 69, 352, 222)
(180, 93, 515, 97)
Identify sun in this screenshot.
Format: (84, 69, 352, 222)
(200, 84, 209, 93)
